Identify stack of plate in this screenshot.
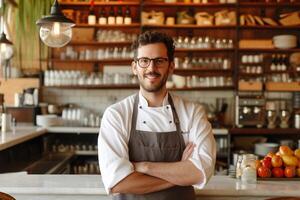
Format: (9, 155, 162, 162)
(273, 35, 298, 49)
(36, 115, 63, 127)
(228, 165, 236, 178)
(293, 92, 300, 109)
(254, 143, 279, 157)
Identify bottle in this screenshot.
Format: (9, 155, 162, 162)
(88, 1, 96, 25)
(124, 6, 132, 25)
(108, 6, 116, 25)
(98, 7, 107, 25)
(116, 7, 124, 25)
(270, 54, 276, 71)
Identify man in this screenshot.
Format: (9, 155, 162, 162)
(98, 31, 216, 200)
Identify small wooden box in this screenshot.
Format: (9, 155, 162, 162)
(239, 39, 274, 49)
(71, 28, 95, 42)
(239, 81, 263, 91)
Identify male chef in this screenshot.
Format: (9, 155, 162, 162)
(98, 31, 216, 200)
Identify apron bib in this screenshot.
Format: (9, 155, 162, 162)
(113, 94, 195, 200)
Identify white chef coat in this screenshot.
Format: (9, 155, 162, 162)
(98, 92, 216, 194)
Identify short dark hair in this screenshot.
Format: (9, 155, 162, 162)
(132, 31, 175, 61)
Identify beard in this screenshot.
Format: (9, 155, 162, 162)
(137, 69, 170, 93)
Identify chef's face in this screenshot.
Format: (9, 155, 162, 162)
(132, 43, 174, 93)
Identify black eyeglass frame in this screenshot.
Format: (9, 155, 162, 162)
(134, 57, 170, 68)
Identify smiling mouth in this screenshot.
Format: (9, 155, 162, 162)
(144, 73, 161, 81)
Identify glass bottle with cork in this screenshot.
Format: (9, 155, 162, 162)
(98, 7, 107, 25)
(108, 6, 116, 25)
(124, 6, 132, 25)
(88, 0, 96, 25)
(116, 7, 124, 25)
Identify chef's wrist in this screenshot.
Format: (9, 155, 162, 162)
(133, 162, 149, 174)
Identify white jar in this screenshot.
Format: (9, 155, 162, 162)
(240, 154, 257, 184)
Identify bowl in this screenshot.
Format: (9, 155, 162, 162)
(273, 35, 297, 49)
(254, 143, 279, 157)
(36, 115, 63, 127)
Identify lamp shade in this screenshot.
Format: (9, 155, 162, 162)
(36, 0, 75, 48)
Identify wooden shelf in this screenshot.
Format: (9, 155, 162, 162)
(43, 85, 234, 90)
(174, 68, 232, 73)
(142, 24, 236, 29)
(230, 128, 300, 135)
(238, 48, 300, 53)
(60, 1, 140, 6)
(239, 2, 300, 7)
(143, 2, 236, 7)
(48, 59, 132, 64)
(239, 73, 264, 77)
(75, 23, 140, 28)
(43, 84, 139, 89)
(174, 68, 232, 76)
(69, 41, 133, 46)
(169, 86, 234, 91)
(75, 150, 98, 156)
(175, 48, 234, 52)
(239, 25, 300, 30)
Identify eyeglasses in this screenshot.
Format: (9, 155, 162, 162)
(135, 57, 169, 68)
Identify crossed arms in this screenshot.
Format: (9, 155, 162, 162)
(111, 143, 202, 194)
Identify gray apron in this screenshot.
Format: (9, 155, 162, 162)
(114, 94, 196, 200)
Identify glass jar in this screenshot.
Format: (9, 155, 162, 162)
(240, 154, 257, 184)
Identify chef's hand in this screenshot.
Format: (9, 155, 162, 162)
(181, 142, 195, 161)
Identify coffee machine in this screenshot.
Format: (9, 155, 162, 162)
(235, 93, 266, 128)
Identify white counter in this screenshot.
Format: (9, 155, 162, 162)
(0, 127, 46, 151)
(0, 174, 299, 200)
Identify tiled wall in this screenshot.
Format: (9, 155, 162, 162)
(42, 88, 235, 125)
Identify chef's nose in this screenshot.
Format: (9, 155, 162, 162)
(147, 60, 157, 70)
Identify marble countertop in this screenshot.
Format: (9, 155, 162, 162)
(0, 127, 46, 151)
(0, 174, 299, 198)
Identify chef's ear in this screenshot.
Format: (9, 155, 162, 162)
(168, 61, 175, 75)
(132, 61, 138, 75)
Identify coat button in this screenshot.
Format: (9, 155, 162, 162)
(139, 106, 142, 109)
(166, 106, 169, 109)
(169, 121, 172, 124)
(143, 121, 146, 124)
